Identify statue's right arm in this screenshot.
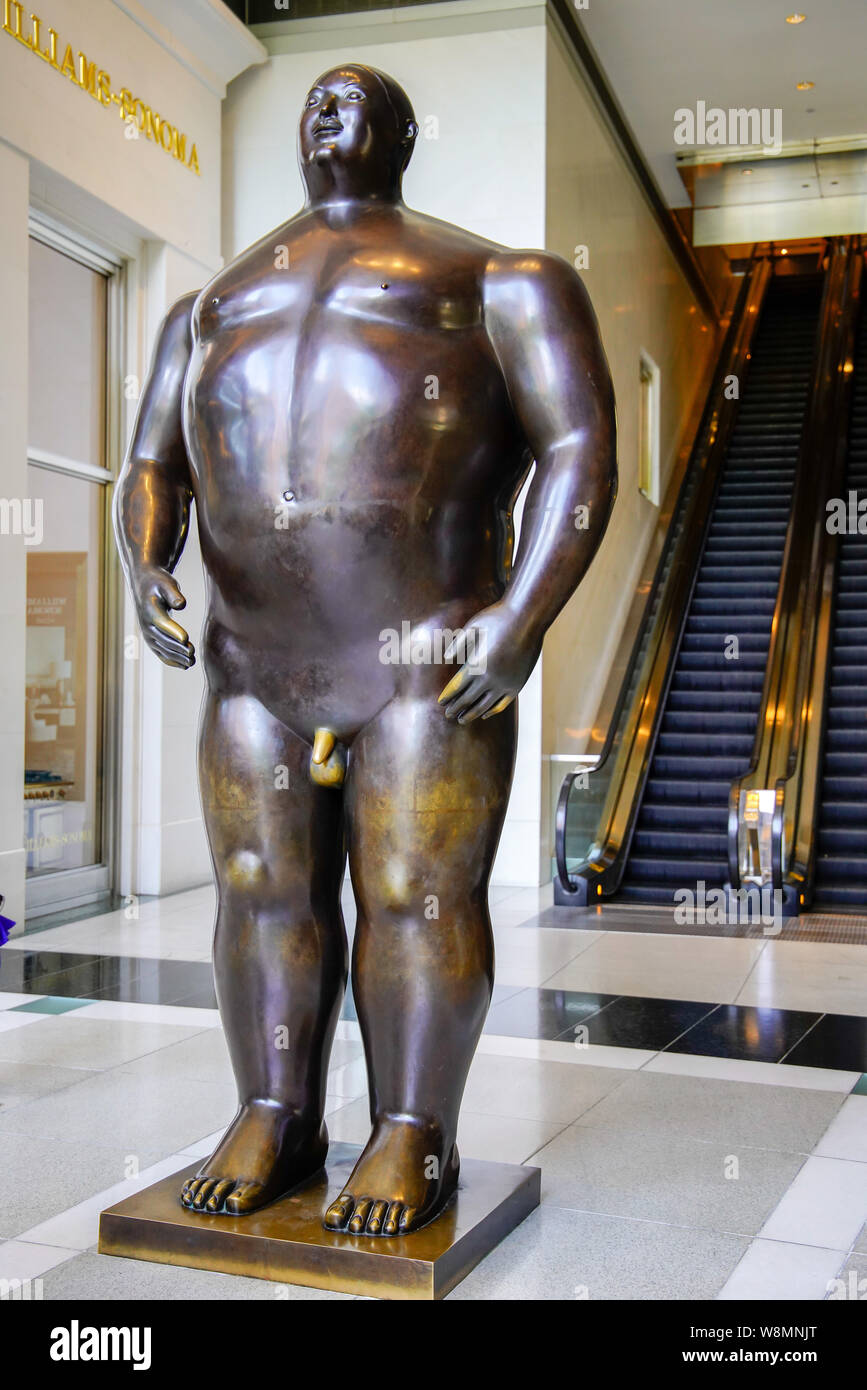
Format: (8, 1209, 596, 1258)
(113, 291, 198, 670)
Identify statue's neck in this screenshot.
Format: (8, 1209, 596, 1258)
(302, 159, 402, 213)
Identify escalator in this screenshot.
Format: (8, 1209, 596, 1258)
(813, 306, 867, 909)
(617, 274, 823, 904)
(554, 255, 837, 909)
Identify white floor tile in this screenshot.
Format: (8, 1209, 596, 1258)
(76, 1001, 221, 1028)
(0, 1011, 48, 1034)
(0, 1238, 78, 1282)
(737, 941, 867, 1016)
(477, 1032, 654, 1069)
(717, 1238, 846, 1300)
(643, 1051, 860, 1093)
(814, 1096, 867, 1163)
(759, 1155, 867, 1250)
(491, 924, 596, 988)
(544, 931, 764, 1004)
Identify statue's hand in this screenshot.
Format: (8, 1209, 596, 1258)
(437, 602, 540, 724)
(133, 566, 195, 670)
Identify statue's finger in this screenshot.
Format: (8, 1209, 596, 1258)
(148, 628, 195, 666)
(147, 601, 190, 646)
(437, 667, 467, 703)
(442, 674, 484, 720)
(458, 689, 500, 724)
(482, 694, 515, 719)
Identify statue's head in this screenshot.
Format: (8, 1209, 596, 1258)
(298, 64, 418, 202)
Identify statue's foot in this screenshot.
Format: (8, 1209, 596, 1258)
(323, 1115, 459, 1237)
(181, 1099, 327, 1216)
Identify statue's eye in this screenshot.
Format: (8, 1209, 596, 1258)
(346, 90, 364, 101)
(305, 93, 319, 108)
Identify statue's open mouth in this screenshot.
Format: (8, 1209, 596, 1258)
(313, 122, 342, 137)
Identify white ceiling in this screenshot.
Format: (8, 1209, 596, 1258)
(577, 0, 867, 207)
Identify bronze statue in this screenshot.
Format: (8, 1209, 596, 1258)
(115, 64, 616, 1238)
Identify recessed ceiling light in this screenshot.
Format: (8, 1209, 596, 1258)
(781, 248, 788, 255)
(786, 13, 806, 23)
(796, 80, 815, 90)
(742, 168, 753, 175)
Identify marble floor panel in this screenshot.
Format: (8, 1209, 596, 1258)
(1, 883, 865, 1301)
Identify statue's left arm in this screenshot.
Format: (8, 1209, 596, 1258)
(439, 251, 617, 722)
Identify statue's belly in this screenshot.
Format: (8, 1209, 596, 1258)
(197, 496, 499, 736)
(184, 326, 512, 736)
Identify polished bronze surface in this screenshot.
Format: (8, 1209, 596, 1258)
(114, 63, 615, 1239)
(98, 1146, 541, 1300)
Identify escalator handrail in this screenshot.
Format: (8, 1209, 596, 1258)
(725, 240, 857, 890)
(772, 239, 863, 901)
(555, 257, 772, 897)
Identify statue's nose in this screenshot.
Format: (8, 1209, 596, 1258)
(321, 95, 337, 115)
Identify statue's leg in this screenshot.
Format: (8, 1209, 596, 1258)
(182, 691, 347, 1216)
(324, 690, 517, 1236)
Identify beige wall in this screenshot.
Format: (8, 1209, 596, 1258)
(541, 19, 717, 788)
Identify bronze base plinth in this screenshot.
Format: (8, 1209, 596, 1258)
(98, 1143, 540, 1300)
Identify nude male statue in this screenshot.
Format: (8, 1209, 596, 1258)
(115, 64, 616, 1238)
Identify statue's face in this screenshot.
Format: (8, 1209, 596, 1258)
(299, 67, 402, 179)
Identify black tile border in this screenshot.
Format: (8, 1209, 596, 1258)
(2, 944, 866, 1074)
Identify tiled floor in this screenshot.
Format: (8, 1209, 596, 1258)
(1, 882, 865, 1301)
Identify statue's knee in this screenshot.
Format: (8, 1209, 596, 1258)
(371, 859, 428, 920)
(223, 848, 269, 896)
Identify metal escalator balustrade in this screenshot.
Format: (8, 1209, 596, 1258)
(617, 274, 824, 904)
(814, 303, 867, 908)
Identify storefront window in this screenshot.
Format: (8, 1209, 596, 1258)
(24, 237, 110, 893)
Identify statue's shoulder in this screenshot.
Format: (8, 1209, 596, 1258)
(399, 207, 501, 261)
(482, 248, 598, 341)
(194, 211, 311, 307)
(482, 247, 587, 304)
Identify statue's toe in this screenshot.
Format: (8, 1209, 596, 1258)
(193, 1178, 218, 1209)
(324, 1194, 354, 1230)
(224, 1180, 266, 1216)
(348, 1197, 373, 1233)
(206, 1178, 235, 1212)
(383, 1202, 403, 1236)
(365, 1199, 389, 1234)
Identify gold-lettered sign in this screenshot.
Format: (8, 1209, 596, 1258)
(3, 1, 201, 174)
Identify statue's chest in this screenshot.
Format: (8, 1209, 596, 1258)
(196, 250, 481, 354)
